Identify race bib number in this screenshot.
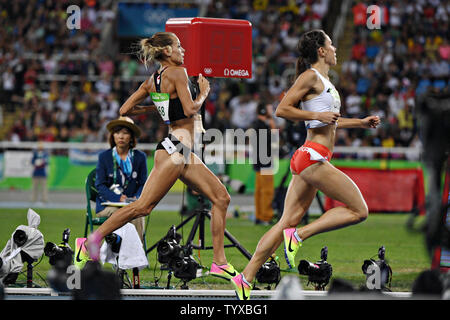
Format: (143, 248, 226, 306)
(151, 92, 170, 124)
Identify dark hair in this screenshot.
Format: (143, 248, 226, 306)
(295, 29, 327, 78)
(108, 126, 137, 149)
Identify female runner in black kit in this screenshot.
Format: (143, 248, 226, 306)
(87, 32, 239, 280)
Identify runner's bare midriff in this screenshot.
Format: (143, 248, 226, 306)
(306, 124, 336, 152)
(169, 117, 195, 149)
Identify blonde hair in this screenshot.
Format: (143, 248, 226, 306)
(138, 32, 175, 68)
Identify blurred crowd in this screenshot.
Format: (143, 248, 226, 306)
(337, 0, 449, 152)
(0, 0, 449, 159)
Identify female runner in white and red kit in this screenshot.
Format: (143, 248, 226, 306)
(231, 29, 380, 300)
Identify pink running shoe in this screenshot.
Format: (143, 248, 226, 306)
(86, 231, 103, 261)
(210, 262, 238, 281)
(231, 274, 252, 300)
(283, 228, 302, 269)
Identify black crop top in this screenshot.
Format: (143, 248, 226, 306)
(150, 67, 198, 124)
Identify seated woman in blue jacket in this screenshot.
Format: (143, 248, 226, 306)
(95, 116, 148, 243)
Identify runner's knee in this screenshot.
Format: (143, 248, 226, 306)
(132, 200, 154, 217)
(212, 188, 231, 211)
(351, 201, 368, 222)
(278, 210, 305, 229)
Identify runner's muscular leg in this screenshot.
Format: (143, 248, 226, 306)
(179, 153, 230, 265)
(94, 150, 186, 238)
(297, 161, 368, 241)
(242, 174, 317, 282)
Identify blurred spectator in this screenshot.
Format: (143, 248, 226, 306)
(31, 141, 49, 204)
(430, 55, 449, 78)
(119, 55, 138, 79)
(345, 84, 363, 118)
(55, 89, 72, 125)
(388, 89, 405, 119)
(97, 55, 115, 77)
(10, 118, 27, 142)
(1, 67, 15, 111)
(365, 39, 380, 60)
(389, 2, 403, 28)
(95, 73, 112, 97)
(352, 0, 367, 27)
(351, 38, 367, 61)
(397, 104, 415, 146)
(229, 93, 258, 130)
(312, 0, 329, 20)
(438, 38, 450, 60)
(100, 93, 120, 121)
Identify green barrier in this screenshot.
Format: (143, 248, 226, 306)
(0, 155, 185, 192)
(0, 155, 425, 193)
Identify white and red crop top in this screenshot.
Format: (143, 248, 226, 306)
(300, 68, 341, 129)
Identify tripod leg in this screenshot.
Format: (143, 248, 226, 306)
(186, 212, 202, 248)
(26, 263, 33, 288)
(199, 211, 205, 249)
(166, 271, 172, 289)
(316, 192, 325, 214)
(223, 228, 252, 260)
(133, 267, 140, 289)
(204, 211, 252, 260)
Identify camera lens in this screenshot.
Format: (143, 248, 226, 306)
(158, 241, 171, 255)
(298, 260, 318, 275)
(44, 242, 62, 257)
(105, 233, 122, 253)
(256, 260, 281, 284)
(173, 257, 187, 271)
(157, 240, 176, 263)
(13, 230, 28, 247)
(173, 256, 198, 281)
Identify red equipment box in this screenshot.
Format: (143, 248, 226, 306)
(165, 17, 252, 79)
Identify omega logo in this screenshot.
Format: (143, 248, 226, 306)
(224, 68, 249, 77)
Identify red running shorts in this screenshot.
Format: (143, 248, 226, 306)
(290, 140, 333, 175)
